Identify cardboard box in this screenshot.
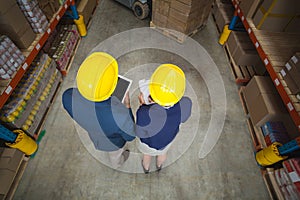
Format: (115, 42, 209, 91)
(252, 0, 300, 32)
(243, 76, 288, 127)
(0, 169, 15, 195)
(213, 4, 234, 31)
(77, 0, 98, 25)
(227, 31, 263, 67)
(243, 76, 277, 104)
(239, 0, 263, 18)
(38, 0, 60, 21)
(248, 92, 288, 127)
(0, 3, 36, 49)
(0, 148, 23, 172)
(281, 68, 300, 94)
(0, 0, 16, 15)
(286, 61, 300, 89)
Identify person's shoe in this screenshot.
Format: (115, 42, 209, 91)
(122, 149, 130, 163)
(156, 165, 162, 172)
(141, 160, 150, 174)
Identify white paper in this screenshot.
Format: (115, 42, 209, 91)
(138, 79, 150, 105)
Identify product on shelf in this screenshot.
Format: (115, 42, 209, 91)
(280, 53, 300, 97)
(46, 25, 79, 71)
(0, 0, 36, 49)
(261, 121, 290, 146)
(0, 36, 25, 85)
(37, 0, 60, 21)
(17, 0, 49, 34)
(280, 158, 300, 199)
(0, 53, 57, 130)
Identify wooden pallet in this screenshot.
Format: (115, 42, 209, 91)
(2, 155, 29, 200)
(239, 87, 267, 151)
(224, 43, 257, 85)
(262, 168, 285, 200)
(150, 21, 205, 43)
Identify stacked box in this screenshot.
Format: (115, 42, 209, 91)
(280, 52, 300, 95)
(274, 166, 300, 200)
(152, 0, 213, 35)
(0, 0, 36, 49)
(37, 0, 60, 21)
(227, 31, 266, 75)
(252, 0, 300, 32)
(77, 0, 98, 25)
(243, 76, 288, 127)
(17, 0, 49, 34)
(261, 121, 290, 146)
(0, 148, 24, 199)
(282, 159, 300, 199)
(212, 0, 234, 32)
(47, 25, 79, 70)
(0, 36, 25, 82)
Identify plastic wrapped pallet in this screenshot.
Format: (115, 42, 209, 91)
(0, 36, 25, 87)
(152, 0, 213, 35)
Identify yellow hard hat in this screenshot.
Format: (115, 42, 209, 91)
(76, 52, 118, 102)
(149, 64, 186, 106)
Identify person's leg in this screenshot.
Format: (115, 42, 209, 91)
(108, 147, 128, 168)
(156, 153, 167, 168)
(142, 154, 152, 171)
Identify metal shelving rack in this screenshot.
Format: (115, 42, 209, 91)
(231, 0, 300, 133)
(0, 0, 75, 109)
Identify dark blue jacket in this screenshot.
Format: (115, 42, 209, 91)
(136, 97, 192, 150)
(62, 88, 135, 151)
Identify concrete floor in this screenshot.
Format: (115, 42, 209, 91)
(14, 0, 270, 199)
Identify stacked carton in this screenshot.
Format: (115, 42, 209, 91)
(152, 0, 213, 35)
(0, 148, 24, 199)
(261, 121, 290, 146)
(243, 76, 288, 127)
(227, 31, 266, 75)
(212, 0, 234, 32)
(37, 0, 60, 21)
(17, 0, 49, 34)
(280, 53, 300, 95)
(240, 0, 300, 32)
(0, 0, 36, 49)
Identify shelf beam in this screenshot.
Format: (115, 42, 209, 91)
(0, 0, 75, 109)
(231, 0, 300, 132)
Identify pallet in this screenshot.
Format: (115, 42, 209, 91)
(224, 43, 257, 85)
(150, 21, 205, 43)
(2, 155, 29, 200)
(262, 168, 285, 200)
(239, 87, 267, 151)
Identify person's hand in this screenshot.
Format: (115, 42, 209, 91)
(123, 92, 131, 108)
(138, 92, 145, 105)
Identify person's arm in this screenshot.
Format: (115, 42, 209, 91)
(180, 97, 192, 123)
(62, 88, 74, 117)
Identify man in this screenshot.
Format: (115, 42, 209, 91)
(62, 52, 135, 168)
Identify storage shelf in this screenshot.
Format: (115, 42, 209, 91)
(231, 0, 300, 132)
(0, 0, 74, 109)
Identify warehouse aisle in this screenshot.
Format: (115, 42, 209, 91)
(14, 0, 270, 199)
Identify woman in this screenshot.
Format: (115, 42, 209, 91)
(136, 64, 192, 173)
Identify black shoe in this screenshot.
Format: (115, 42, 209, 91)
(122, 149, 130, 163)
(156, 165, 162, 172)
(141, 160, 150, 174)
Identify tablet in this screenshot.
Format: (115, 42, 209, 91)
(112, 75, 132, 103)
